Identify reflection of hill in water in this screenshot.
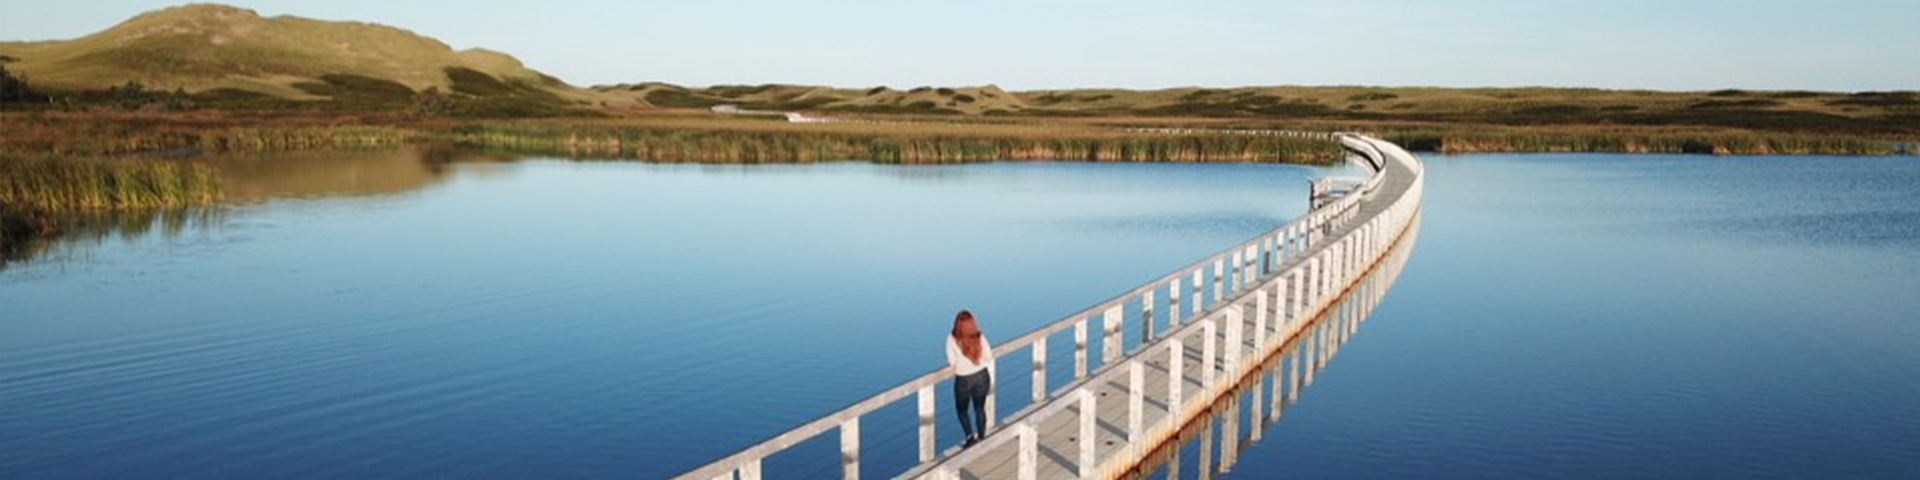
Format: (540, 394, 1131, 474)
(209, 144, 518, 201)
(2, 145, 520, 269)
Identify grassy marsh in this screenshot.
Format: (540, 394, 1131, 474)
(450, 118, 1345, 163)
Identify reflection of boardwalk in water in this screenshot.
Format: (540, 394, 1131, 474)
(1141, 214, 1420, 480)
(670, 133, 1424, 480)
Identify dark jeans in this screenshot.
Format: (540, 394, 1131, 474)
(954, 370, 991, 439)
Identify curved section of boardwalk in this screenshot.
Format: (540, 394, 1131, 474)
(668, 133, 1425, 480)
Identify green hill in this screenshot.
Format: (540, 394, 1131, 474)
(0, 3, 604, 113)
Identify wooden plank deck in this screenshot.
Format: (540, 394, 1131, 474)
(953, 293, 1292, 480)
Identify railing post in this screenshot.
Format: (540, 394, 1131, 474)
(917, 386, 935, 463)
(1340, 240, 1351, 287)
(1129, 359, 1144, 440)
(1308, 257, 1323, 312)
(1202, 316, 1217, 388)
(1228, 251, 1241, 293)
(1078, 388, 1097, 479)
(1212, 258, 1225, 304)
(985, 382, 997, 430)
(1168, 336, 1185, 410)
(739, 459, 762, 480)
(841, 418, 860, 480)
(1288, 270, 1303, 326)
(1265, 235, 1277, 274)
(1191, 269, 1204, 317)
(1169, 277, 1183, 326)
(1223, 308, 1243, 375)
(1297, 222, 1309, 258)
(1284, 225, 1297, 264)
(1018, 422, 1038, 480)
(1345, 236, 1356, 283)
(1244, 244, 1258, 282)
(1141, 289, 1156, 341)
(1074, 319, 1089, 380)
(1292, 225, 1304, 262)
(1032, 340, 1048, 403)
(1253, 290, 1269, 351)
(1102, 305, 1124, 364)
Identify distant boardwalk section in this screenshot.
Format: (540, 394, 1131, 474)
(668, 132, 1426, 480)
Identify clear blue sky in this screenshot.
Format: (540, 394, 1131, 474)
(6, 0, 1916, 91)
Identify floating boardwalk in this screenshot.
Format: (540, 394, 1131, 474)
(669, 133, 1426, 480)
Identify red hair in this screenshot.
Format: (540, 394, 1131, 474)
(952, 309, 984, 362)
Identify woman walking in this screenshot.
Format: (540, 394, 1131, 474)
(947, 309, 995, 447)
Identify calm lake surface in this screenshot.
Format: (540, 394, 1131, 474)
(4, 150, 1918, 479)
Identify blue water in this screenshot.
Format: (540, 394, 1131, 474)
(5, 152, 1918, 479)
(0, 152, 1325, 480)
(1221, 154, 1920, 479)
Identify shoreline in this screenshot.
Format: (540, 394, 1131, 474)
(3, 111, 1913, 160)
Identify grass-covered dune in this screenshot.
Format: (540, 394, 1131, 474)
(0, 4, 628, 114)
(0, 4, 569, 98)
(621, 83, 1918, 138)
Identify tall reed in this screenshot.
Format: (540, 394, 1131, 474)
(1376, 127, 1908, 155)
(0, 157, 224, 210)
(450, 122, 1346, 164)
(1, 112, 416, 157)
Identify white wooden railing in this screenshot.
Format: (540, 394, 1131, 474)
(665, 132, 1424, 480)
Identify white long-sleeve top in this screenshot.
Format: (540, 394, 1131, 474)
(947, 335, 996, 380)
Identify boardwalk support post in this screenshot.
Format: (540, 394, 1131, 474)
(1202, 317, 1218, 388)
(1168, 337, 1185, 409)
(1224, 308, 1243, 375)
(1129, 359, 1145, 439)
(1078, 388, 1097, 479)
(1254, 290, 1269, 352)
(1017, 422, 1037, 480)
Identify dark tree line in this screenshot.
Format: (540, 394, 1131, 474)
(1, 64, 49, 105)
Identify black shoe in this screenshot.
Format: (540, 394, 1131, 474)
(963, 435, 980, 448)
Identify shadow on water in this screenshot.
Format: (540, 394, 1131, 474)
(0, 144, 522, 269)
(1127, 214, 1421, 480)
